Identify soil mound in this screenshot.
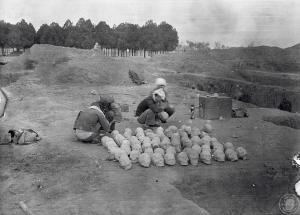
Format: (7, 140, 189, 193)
(2, 44, 153, 86)
(29, 44, 135, 85)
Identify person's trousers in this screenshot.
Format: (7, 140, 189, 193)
(74, 129, 100, 142)
(137, 109, 158, 126)
(74, 109, 117, 143)
(105, 110, 116, 130)
(137, 104, 175, 126)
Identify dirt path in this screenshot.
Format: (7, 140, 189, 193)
(1, 74, 300, 215)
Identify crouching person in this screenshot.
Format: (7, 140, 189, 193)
(73, 95, 122, 143)
(135, 89, 174, 128)
(151, 78, 175, 123)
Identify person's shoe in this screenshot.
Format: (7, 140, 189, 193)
(91, 139, 100, 144)
(142, 123, 160, 130)
(142, 124, 151, 130)
(110, 121, 116, 131)
(149, 123, 160, 128)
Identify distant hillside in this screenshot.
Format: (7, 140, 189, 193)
(211, 45, 300, 73)
(285, 43, 300, 51)
(152, 45, 300, 92)
(155, 44, 300, 76)
(285, 43, 300, 61)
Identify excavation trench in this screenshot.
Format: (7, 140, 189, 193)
(167, 73, 300, 112)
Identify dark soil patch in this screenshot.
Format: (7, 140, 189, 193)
(173, 163, 298, 215)
(263, 115, 300, 129)
(166, 73, 300, 112)
(0, 145, 83, 174)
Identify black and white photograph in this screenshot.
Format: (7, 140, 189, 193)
(0, 0, 300, 214)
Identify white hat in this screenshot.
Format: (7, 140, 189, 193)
(153, 88, 165, 100)
(155, 78, 167, 87)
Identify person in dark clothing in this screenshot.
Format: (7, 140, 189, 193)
(278, 97, 292, 112)
(73, 95, 122, 142)
(149, 78, 175, 121)
(136, 89, 173, 127)
(90, 96, 122, 130)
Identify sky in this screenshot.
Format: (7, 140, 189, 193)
(0, 0, 300, 48)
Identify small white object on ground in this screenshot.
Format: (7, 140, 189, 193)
(177, 152, 189, 166)
(114, 133, 126, 146)
(124, 128, 132, 139)
(236, 147, 247, 160)
(129, 150, 140, 163)
(213, 149, 225, 162)
(295, 180, 300, 197)
(164, 153, 176, 165)
(224, 142, 234, 150)
(164, 129, 173, 138)
(144, 147, 154, 157)
(151, 136, 160, 148)
(200, 149, 212, 164)
(90, 89, 97, 95)
(111, 130, 119, 138)
(19, 201, 34, 215)
(181, 136, 193, 148)
(201, 144, 211, 153)
(119, 154, 132, 170)
(160, 136, 171, 150)
(120, 140, 131, 155)
(225, 148, 238, 161)
(142, 141, 152, 151)
(191, 136, 201, 146)
(168, 125, 178, 133)
(109, 147, 126, 161)
(187, 149, 199, 166)
(171, 133, 181, 152)
(152, 152, 165, 167)
(166, 146, 176, 155)
(154, 148, 165, 156)
(212, 142, 224, 152)
(191, 127, 201, 137)
(155, 127, 165, 138)
(138, 153, 151, 167)
(192, 144, 202, 154)
(203, 123, 212, 133)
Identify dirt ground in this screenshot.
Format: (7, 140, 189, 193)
(0, 48, 300, 214)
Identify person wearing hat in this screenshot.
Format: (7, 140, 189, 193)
(278, 97, 292, 112)
(73, 95, 122, 143)
(136, 88, 171, 127)
(150, 78, 175, 122)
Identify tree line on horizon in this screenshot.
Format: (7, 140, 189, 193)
(0, 18, 179, 55)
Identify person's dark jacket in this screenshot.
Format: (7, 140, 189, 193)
(73, 108, 110, 132)
(135, 95, 163, 117)
(278, 99, 292, 112)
